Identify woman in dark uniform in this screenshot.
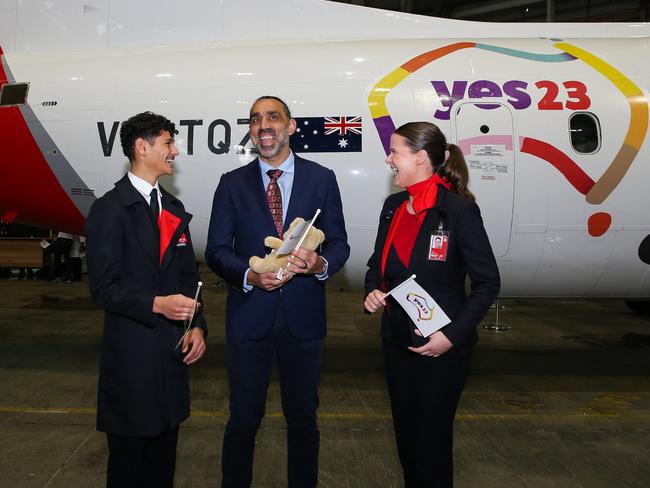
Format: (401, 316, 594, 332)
(364, 122, 500, 487)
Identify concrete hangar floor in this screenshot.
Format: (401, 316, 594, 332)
(0, 267, 649, 488)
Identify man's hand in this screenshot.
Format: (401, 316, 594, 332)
(182, 327, 206, 365)
(364, 289, 387, 313)
(247, 270, 293, 291)
(153, 294, 197, 321)
(287, 248, 325, 275)
(408, 331, 454, 357)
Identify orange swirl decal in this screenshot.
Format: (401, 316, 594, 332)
(369, 41, 649, 237)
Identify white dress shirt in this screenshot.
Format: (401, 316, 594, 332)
(127, 172, 161, 216)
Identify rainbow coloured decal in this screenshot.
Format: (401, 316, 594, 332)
(368, 41, 649, 237)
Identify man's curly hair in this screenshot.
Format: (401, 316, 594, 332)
(120, 112, 178, 162)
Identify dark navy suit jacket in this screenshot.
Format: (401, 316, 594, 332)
(205, 155, 350, 341)
(365, 186, 500, 353)
(86, 175, 207, 437)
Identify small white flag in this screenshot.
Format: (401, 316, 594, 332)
(385, 274, 451, 337)
(276, 208, 321, 256)
(275, 209, 321, 280)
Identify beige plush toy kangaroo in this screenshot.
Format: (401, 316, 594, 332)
(249, 217, 325, 274)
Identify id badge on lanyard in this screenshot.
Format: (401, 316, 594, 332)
(428, 218, 449, 262)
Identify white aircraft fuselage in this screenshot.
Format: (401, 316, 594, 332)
(1, 0, 649, 297)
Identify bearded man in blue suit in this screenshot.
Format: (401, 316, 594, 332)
(206, 96, 350, 487)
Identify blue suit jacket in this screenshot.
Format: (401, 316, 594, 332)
(205, 155, 350, 341)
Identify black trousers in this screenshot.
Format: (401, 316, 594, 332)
(106, 426, 179, 488)
(221, 310, 324, 488)
(383, 341, 471, 488)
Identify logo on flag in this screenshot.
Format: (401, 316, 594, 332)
(291, 116, 362, 153)
(385, 275, 451, 337)
(406, 292, 434, 321)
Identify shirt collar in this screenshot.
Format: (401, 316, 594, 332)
(127, 171, 160, 198)
(259, 151, 295, 175)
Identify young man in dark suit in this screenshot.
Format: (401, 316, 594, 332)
(86, 112, 207, 488)
(206, 96, 350, 488)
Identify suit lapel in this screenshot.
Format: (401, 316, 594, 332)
(408, 208, 440, 273)
(246, 159, 278, 236)
(159, 188, 192, 272)
(408, 188, 446, 273)
(284, 156, 308, 230)
(380, 193, 408, 244)
(115, 176, 159, 268)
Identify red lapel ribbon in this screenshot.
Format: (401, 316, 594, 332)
(159, 209, 181, 265)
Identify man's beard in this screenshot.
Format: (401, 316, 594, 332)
(255, 129, 289, 159)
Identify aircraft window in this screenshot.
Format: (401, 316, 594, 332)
(569, 112, 601, 154)
(0, 82, 30, 106)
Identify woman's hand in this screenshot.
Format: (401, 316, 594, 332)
(364, 289, 387, 313)
(408, 330, 453, 357)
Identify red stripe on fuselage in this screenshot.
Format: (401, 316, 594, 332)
(520, 137, 596, 195)
(0, 51, 85, 234)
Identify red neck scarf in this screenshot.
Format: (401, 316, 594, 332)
(380, 174, 451, 287)
(407, 173, 451, 216)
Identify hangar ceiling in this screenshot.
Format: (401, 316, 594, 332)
(328, 0, 649, 22)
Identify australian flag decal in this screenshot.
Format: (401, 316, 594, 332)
(290, 116, 362, 153)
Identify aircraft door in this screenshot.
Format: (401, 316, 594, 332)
(451, 101, 515, 258)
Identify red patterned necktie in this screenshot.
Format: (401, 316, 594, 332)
(266, 169, 283, 236)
